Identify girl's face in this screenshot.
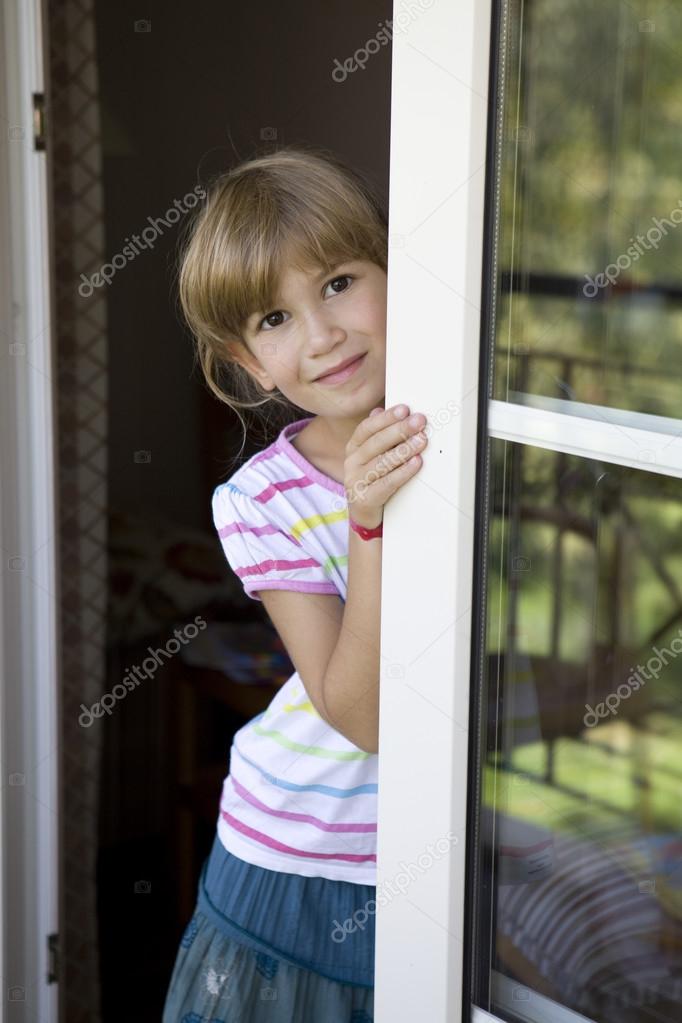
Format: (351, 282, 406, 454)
(229, 258, 387, 421)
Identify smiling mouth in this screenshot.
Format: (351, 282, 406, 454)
(314, 353, 367, 383)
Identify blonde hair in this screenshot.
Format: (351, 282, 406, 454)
(176, 144, 388, 446)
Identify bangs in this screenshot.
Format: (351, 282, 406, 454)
(233, 224, 378, 335)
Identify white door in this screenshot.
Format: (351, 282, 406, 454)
(0, 1, 59, 1021)
(376, 1, 682, 1020)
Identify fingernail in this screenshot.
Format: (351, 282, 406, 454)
(393, 405, 409, 418)
(369, 407, 383, 417)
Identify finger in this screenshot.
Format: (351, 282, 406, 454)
(350, 430, 426, 501)
(372, 429, 426, 480)
(347, 405, 410, 452)
(359, 415, 427, 467)
(353, 450, 423, 507)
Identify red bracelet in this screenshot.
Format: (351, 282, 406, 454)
(349, 516, 383, 541)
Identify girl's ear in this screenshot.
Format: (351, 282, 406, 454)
(225, 339, 277, 393)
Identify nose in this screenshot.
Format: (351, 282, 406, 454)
(302, 306, 347, 353)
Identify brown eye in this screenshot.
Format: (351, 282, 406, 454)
(259, 310, 286, 331)
(325, 275, 353, 296)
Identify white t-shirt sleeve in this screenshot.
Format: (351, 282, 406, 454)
(211, 482, 340, 602)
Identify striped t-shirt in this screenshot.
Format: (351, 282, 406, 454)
(211, 416, 378, 885)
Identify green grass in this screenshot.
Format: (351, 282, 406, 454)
(484, 715, 682, 839)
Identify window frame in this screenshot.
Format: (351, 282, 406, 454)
(374, 1, 494, 1019)
(376, 0, 682, 1020)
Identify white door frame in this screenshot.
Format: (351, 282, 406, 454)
(0, 0, 59, 1020)
(375, 0, 493, 1019)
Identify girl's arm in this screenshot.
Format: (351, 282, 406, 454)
(258, 583, 378, 749)
(321, 405, 428, 751)
(317, 526, 383, 751)
(258, 536, 381, 753)
(259, 406, 427, 753)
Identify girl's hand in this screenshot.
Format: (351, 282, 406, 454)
(344, 405, 428, 530)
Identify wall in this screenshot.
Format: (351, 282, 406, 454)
(94, 0, 392, 533)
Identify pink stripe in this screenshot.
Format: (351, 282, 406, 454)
(251, 446, 282, 467)
(220, 809, 377, 864)
(255, 476, 316, 503)
(228, 774, 376, 833)
(235, 556, 321, 579)
(217, 519, 301, 547)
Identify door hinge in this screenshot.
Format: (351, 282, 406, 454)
(32, 92, 46, 151)
(47, 933, 58, 984)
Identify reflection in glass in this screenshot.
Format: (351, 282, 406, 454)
(493, 0, 682, 419)
(472, 439, 682, 1022)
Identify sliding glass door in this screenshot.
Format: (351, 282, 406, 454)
(469, 2, 682, 1022)
(377, 0, 682, 1019)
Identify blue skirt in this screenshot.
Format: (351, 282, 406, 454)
(162, 834, 375, 1022)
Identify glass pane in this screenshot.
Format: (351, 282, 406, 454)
(493, 0, 682, 419)
(471, 438, 682, 1022)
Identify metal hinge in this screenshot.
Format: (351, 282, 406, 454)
(32, 92, 46, 151)
(47, 933, 58, 984)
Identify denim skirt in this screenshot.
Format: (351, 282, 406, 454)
(162, 833, 376, 1022)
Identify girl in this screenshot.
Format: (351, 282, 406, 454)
(162, 144, 429, 1022)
